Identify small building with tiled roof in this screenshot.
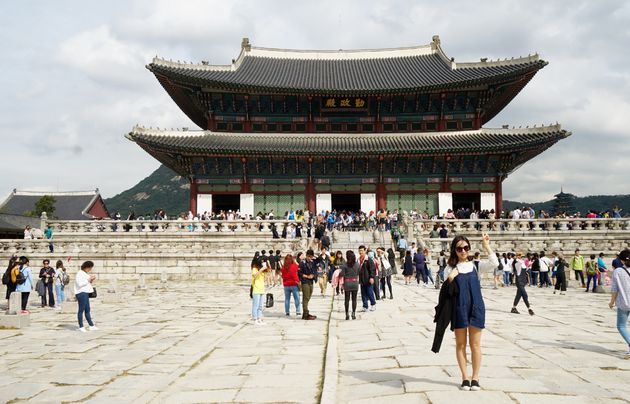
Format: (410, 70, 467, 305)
(0, 189, 110, 220)
(128, 36, 571, 216)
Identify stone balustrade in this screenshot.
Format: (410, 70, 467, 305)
(409, 218, 630, 236)
(44, 219, 303, 236)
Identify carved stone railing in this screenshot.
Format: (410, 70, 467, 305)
(410, 218, 630, 236)
(42, 219, 306, 236)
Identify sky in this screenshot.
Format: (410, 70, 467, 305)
(1, 0, 629, 203)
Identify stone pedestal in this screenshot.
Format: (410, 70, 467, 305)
(1, 292, 30, 329)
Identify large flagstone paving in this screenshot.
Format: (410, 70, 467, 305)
(0, 279, 628, 403)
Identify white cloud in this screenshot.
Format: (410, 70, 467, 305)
(1, 0, 629, 204)
(56, 25, 153, 88)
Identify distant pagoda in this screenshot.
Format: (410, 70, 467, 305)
(552, 189, 576, 215)
(127, 35, 571, 216)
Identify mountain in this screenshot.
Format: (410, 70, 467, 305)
(104, 165, 189, 217)
(503, 194, 630, 216)
(104, 165, 630, 217)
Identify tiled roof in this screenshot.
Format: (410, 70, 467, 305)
(0, 190, 103, 220)
(126, 125, 570, 157)
(148, 37, 546, 94)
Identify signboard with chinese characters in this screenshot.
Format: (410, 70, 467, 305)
(321, 97, 368, 111)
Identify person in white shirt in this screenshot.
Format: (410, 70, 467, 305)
(75, 261, 97, 332)
(539, 252, 553, 288)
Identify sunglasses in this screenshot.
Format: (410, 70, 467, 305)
(455, 245, 471, 253)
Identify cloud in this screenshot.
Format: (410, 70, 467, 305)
(1, 0, 629, 204)
(56, 25, 153, 89)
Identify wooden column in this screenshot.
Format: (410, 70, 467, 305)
(306, 157, 316, 212)
(189, 180, 198, 215)
(495, 179, 503, 217)
(377, 182, 386, 211)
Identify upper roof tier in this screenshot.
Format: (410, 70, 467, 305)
(148, 36, 547, 94)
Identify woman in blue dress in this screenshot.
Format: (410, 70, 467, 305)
(445, 233, 498, 391)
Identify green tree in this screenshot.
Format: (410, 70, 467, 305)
(30, 195, 56, 217)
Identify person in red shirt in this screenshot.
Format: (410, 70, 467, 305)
(281, 254, 301, 317)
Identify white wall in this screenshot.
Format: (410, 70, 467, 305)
(197, 194, 212, 214)
(438, 192, 452, 215)
(316, 193, 332, 214)
(240, 194, 254, 217)
(480, 193, 496, 211)
(360, 193, 376, 213)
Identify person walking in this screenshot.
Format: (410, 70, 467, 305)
(414, 249, 427, 286)
(570, 249, 586, 287)
(15, 256, 33, 314)
(424, 248, 436, 287)
(281, 254, 301, 317)
(251, 255, 269, 325)
(539, 252, 553, 288)
(493, 253, 503, 289)
(511, 253, 535, 315)
(316, 247, 331, 297)
(553, 254, 568, 295)
(298, 249, 317, 320)
(54, 260, 67, 309)
(436, 250, 447, 288)
(39, 259, 55, 308)
(387, 248, 398, 278)
(376, 247, 393, 299)
(608, 249, 630, 359)
(585, 254, 599, 292)
(340, 250, 360, 320)
(75, 261, 98, 332)
(444, 234, 498, 391)
(358, 245, 376, 312)
(403, 250, 414, 284)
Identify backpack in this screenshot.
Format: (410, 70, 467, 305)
(586, 261, 596, 275)
(62, 272, 70, 286)
(1, 270, 9, 285)
(15, 268, 26, 285)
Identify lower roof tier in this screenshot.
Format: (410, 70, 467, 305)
(127, 124, 569, 157)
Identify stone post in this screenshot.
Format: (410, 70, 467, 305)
(40, 212, 48, 232)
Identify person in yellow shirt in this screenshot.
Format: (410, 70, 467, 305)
(570, 249, 586, 287)
(252, 256, 270, 325)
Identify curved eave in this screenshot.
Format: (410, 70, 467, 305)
(126, 126, 570, 158)
(147, 60, 547, 96)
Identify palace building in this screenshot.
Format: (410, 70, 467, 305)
(127, 36, 570, 216)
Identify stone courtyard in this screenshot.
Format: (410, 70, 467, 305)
(0, 278, 629, 403)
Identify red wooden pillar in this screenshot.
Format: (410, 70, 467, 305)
(377, 182, 386, 211)
(189, 180, 198, 215)
(495, 179, 503, 217)
(306, 181, 316, 213)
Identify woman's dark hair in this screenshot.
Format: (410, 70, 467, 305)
(346, 250, 356, 267)
(296, 252, 304, 263)
(387, 248, 395, 258)
(19, 256, 29, 268)
(251, 252, 260, 267)
(405, 250, 411, 256)
(81, 261, 94, 271)
(590, 254, 596, 260)
(6, 258, 17, 274)
(447, 235, 471, 267)
(55, 260, 63, 269)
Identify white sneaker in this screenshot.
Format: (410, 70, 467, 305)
(369, 306, 376, 312)
(360, 307, 368, 312)
(78, 327, 87, 333)
(88, 326, 99, 331)
(624, 348, 630, 359)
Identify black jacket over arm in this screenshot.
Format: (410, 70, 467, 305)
(431, 279, 459, 353)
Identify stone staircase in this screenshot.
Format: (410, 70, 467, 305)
(331, 230, 394, 252)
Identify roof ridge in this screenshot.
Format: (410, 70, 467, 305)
(12, 190, 99, 196)
(148, 35, 543, 72)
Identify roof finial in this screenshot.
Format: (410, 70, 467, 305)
(431, 35, 441, 51)
(241, 37, 251, 51)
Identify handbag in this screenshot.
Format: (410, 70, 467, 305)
(88, 288, 97, 298)
(265, 293, 274, 308)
